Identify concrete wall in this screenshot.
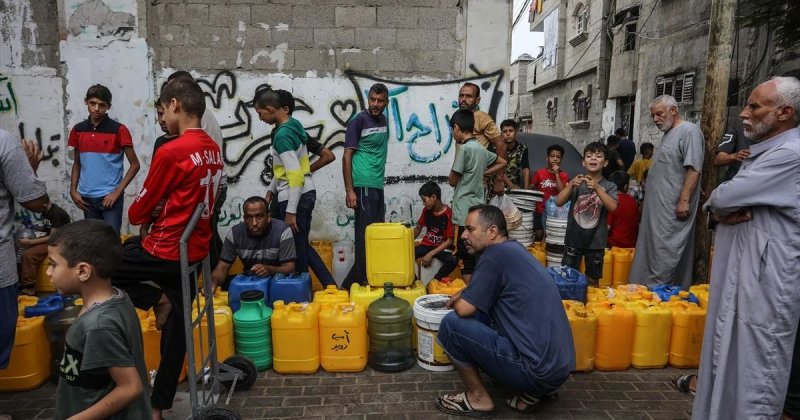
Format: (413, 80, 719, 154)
(1, 0, 510, 241)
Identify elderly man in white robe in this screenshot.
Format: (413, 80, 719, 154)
(629, 95, 704, 288)
(693, 76, 800, 419)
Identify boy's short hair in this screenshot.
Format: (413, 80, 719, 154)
(418, 181, 441, 200)
(160, 79, 206, 118)
(584, 141, 609, 158)
(546, 144, 565, 157)
(167, 70, 194, 83)
(640, 142, 655, 154)
(450, 109, 475, 133)
(468, 204, 508, 237)
(85, 84, 112, 104)
(155, 96, 164, 108)
(48, 220, 121, 279)
(608, 171, 630, 190)
(276, 89, 295, 114)
(615, 127, 627, 137)
(606, 135, 620, 147)
(369, 83, 389, 96)
(252, 89, 280, 110)
(500, 119, 517, 130)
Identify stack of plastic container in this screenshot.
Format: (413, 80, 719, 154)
(543, 198, 570, 267)
(506, 189, 542, 247)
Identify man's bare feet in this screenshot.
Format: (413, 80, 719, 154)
(153, 293, 172, 331)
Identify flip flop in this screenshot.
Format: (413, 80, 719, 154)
(671, 374, 696, 396)
(506, 391, 559, 414)
(434, 392, 494, 418)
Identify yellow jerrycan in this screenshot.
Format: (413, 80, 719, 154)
(17, 295, 39, 316)
(593, 301, 635, 371)
(35, 261, 56, 294)
(0, 316, 51, 391)
(140, 313, 162, 373)
(563, 301, 598, 372)
(527, 244, 547, 266)
(365, 223, 415, 287)
(626, 302, 673, 369)
(319, 302, 367, 372)
(271, 301, 321, 373)
(611, 247, 635, 287)
(314, 285, 349, 305)
(663, 301, 706, 368)
(689, 284, 710, 309)
(310, 240, 334, 292)
(189, 305, 235, 372)
(427, 278, 467, 295)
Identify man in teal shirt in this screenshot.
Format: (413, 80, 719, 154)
(342, 83, 389, 288)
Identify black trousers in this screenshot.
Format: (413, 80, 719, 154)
(112, 237, 197, 410)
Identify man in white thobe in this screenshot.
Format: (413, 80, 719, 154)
(630, 95, 704, 288)
(693, 76, 800, 419)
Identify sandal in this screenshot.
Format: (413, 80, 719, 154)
(671, 374, 696, 396)
(434, 392, 494, 418)
(506, 391, 559, 414)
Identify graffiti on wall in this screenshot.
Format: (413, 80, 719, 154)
(18, 122, 62, 168)
(0, 74, 18, 115)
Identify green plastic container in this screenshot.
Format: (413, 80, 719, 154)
(367, 283, 415, 372)
(233, 290, 273, 370)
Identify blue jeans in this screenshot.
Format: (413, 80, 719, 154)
(0, 284, 18, 369)
(277, 191, 316, 273)
(82, 194, 124, 233)
(437, 312, 564, 395)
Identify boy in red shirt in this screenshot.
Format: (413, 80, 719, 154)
(531, 144, 569, 241)
(112, 79, 223, 419)
(413, 181, 457, 281)
(606, 171, 639, 248)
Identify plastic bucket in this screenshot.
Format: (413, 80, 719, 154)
(412, 295, 453, 372)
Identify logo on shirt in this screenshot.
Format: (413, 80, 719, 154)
(573, 192, 602, 229)
(540, 179, 558, 189)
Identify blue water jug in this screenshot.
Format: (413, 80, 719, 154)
(228, 274, 271, 312)
(24, 294, 64, 318)
(547, 266, 589, 303)
(651, 284, 683, 303)
(270, 273, 311, 306)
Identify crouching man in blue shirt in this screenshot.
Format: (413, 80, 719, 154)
(434, 204, 575, 417)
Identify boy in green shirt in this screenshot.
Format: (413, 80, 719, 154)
(448, 109, 507, 283)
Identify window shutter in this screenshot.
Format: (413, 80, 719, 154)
(656, 77, 665, 97)
(674, 77, 685, 102)
(682, 73, 694, 103)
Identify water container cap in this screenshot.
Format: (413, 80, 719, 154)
(383, 282, 395, 296)
(241, 290, 265, 302)
(441, 277, 451, 284)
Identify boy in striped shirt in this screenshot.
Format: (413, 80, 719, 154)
(257, 89, 316, 274)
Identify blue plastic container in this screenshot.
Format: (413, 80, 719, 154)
(24, 294, 64, 318)
(228, 274, 271, 312)
(270, 273, 312, 306)
(651, 284, 682, 303)
(547, 266, 589, 303)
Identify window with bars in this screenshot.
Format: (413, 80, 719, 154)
(655, 73, 695, 104)
(573, 86, 591, 122)
(575, 4, 589, 34)
(624, 22, 637, 51)
(546, 98, 558, 125)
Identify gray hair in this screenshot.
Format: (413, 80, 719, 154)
(650, 95, 678, 110)
(772, 76, 800, 123)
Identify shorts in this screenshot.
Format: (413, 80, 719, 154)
(561, 246, 604, 281)
(454, 225, 476, 275)
(534, 212, 544, 231)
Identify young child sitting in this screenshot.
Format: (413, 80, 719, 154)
(413, 181, 457, 282)
(532, 144, 569, 241)
(555, 142, 618, 285)
(606, 171, 639, 248)
(49, 220, 150, 419)
(448, 109, 507, 283)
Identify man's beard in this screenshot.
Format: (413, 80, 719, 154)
(743, 114, 776, 141)
(657, 117, 674, 133)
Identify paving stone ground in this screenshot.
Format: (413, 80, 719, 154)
(1, 366, 696, 419)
